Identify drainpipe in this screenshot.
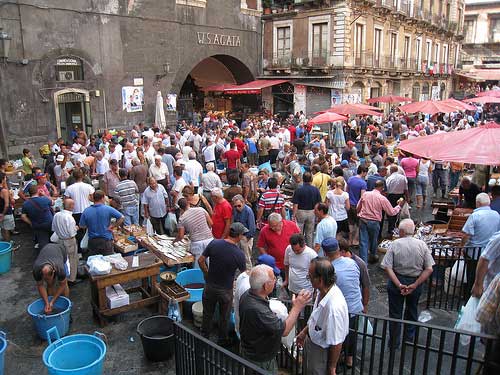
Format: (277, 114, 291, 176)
(102, 89, 108, 129)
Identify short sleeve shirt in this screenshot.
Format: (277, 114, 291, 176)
(257, 220, 300, 269)
(347, 176, 367, 206)
(202, 239, 246, 289)
(212, 199, 233, 239)
(283, 245, 317, 294)
(381, 237, 435, 277)
(33, 243, 68, 282)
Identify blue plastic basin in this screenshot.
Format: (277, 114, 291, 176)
(27, 296, 72, 340)
(0, 331, 7, 375)
(176, 269, 205, 302)
(0, 242, 12, 274)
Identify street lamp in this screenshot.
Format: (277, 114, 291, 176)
(0, 28, 11, 62)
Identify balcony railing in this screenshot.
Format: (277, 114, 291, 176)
(265, 51, 345, 70)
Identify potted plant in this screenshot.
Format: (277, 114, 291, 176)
(262, 0, 272, 14)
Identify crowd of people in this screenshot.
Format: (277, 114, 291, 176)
(1, 102, 499, 374)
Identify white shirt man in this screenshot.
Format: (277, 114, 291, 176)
(149, 158, 169, 181)
(284, 241, 317, 294)
(184, 156, 204, 188)
(64, 181, 95, 214)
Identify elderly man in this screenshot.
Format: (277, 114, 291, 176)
(357, 180, 404, 263)
(257, 212, 300, 278)
(201, 162, 222, 205)
(462, 193, 500, 290)
(129, 158, 148, 195)
(51, 198, 79, 283)
(459, 176, 482, 209)
(79, 190, 124, 256)
(283, 233, 317, 295)
(296, 258, 349, 375)
(142, 177, 169, 235)
(381, 219, 434, 348)
(103, 159, 120, 204)
(239, 264, 311, 373)
(114, 168, 140, 226)
(314, 202, 338, 255)
(93, 151, 109, 177)
(33, 242, 69, 314)
(322, 237, 363, 368)
(211, 187, 232, 239)
(291, 172, 322, 247)
(257, 177, 286, 227)
(198, 222, 247, 347)
(184, 151, 203, 193)
(385, 165, 409, 237)
(232, 194, 256, 269)
(21, 184, 54, 250)
(149, 155, 169, 189)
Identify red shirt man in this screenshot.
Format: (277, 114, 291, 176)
(211, 188, 233, 239)
(288, 125, 296, 143)
(224, 142, 240, 170)
(233, 137, 246, 157)
(257, 215, 300, 271)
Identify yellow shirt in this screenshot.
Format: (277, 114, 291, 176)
(312, 172, 330, 201)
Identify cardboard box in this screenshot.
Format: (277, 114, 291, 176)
(106, 284, 129, 309)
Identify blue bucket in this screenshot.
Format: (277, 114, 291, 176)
(0, 331, 7, 375)
(27, 296, 72, 340)
(176, 269, 205, 302)
(0, 242, 12, 274)
(43, 327, 106, 375)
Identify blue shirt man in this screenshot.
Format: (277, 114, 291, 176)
(347, 167, 368, 206)
(232, 200, 256, 239)
(79, 193, 124, 241)
(366, 171, 386, 192)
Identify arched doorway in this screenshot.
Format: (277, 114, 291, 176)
(53, 88, 91, 142)
(348, 81, 364, 103)
(177, 55, 254, 121)
(370, 82, 382, 100)
(412, 83, 420, 101)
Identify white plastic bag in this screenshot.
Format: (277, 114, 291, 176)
(80, 230, 89, 249)
(358, 316, 374, 336)
(50, 232, 60, 243)
(455, 296, 481, 345)
(400, 202, 411, 220)
(164, 212, 177, 233)
(269, 299, 295, 350)
(104, 253, 128, 271)
(444, 260, 467, 293)
(86, 255, 112, 276)
(145, 218, 154, 236)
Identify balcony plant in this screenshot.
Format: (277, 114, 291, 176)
(262, 0, 272, 14)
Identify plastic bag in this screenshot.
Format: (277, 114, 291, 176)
(444, 260, 467, 293)
(80, 230, 89, 249)
(455, 296, 481, 345)
(269, 299, 295, 350)
(168, 300, 182, 322)
(50, 232, 60, 243)
(400, 202, 411, 220)
(145, 218, 154, 236)
(86, 255, 112, 276)
(104, 254, 128, 271)
(258, 161, 273, 174)
(358, 316, 374, 336)
(164, 212, 177, 233)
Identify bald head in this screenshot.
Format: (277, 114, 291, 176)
(63, 198, 75, 212)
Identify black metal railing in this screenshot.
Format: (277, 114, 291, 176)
(173, 322, 268, 375)
(278, 312, 499, 375)
(426, 246, 483, 311)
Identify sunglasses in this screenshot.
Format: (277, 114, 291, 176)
(234, 204, 243, 208)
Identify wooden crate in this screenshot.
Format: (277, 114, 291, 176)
(448, 208, 473, 231)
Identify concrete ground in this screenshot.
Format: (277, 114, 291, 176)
(0, 202, 458, 375)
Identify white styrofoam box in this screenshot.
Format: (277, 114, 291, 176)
(106, 283, 130, 309)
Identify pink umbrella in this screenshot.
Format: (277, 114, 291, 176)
(318, 104, 382, 117)
(399, 100, 458, 115)
(441, 98, 476, 111)
(367, 95, 413, 103)
(465, 96, 500, 104)
(399, 122, 500, 165)
(308, 112, 348, 125)
(475, 90, 500, 97)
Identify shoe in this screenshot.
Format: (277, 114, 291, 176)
(12, 230, 20, 235)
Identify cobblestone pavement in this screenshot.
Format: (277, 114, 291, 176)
(1, 204, 455, 375)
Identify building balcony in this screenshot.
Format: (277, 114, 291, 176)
(263, 51, 345, 72)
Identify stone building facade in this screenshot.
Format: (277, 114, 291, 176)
(0, 0, 261, 157)
(261, 0, 465, 115)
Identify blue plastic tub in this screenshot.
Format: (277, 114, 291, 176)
(43, 327, 106, 375)
(0, 331, 7, 375)
(0, 242, 12, 274)
(176, 269, 205, 302)
(27, 296, 72, 340)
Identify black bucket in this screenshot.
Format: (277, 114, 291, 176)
(137, 316, 175, 362)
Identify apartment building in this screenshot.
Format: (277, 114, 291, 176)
(261, 0, 465, 115)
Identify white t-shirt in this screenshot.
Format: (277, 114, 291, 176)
(326, 190, 349, 221)
(182, 146, 193, 161)
(173, 177, 187, 205)
(123, 150, 137, 170)
(64, 181, 95, 214)
(184, 160, 203, 187)
(96, 158, 109, 175)
(149, 163, 168, 180)
(203, 144, 216, 162)
(233, 272, 250, 336)
(283, 245, 317, 294)
(418, 160, 431, 178)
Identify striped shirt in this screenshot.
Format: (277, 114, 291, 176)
(178, 207, 213, 242)
(114, 179, 139, 208)
(258, 189, 285, 217)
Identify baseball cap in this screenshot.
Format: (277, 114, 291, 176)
(321, 237, 339, 253)
(341, 160, 349, 166)
(34, 172, 46, 179)
(230, 222, 249, 236)
(347, 141, 356, 146)
(257, 254, 281, 276)
(56, 154, 65, 162)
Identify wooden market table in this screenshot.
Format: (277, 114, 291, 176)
(137, 238, 195, 267)
(88, 252, 162, 326)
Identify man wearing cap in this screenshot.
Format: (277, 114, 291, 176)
(198, 222, 247, 346)
(283, 234, 317, 295)
(322, 237, 364, 368)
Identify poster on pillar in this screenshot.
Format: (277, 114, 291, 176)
(331, 89, 342, 106)
(122, 86, 144, 112)
(166, 94, 177, 111)
(294, 85, 306, 114)
(431, 86, 440, 101)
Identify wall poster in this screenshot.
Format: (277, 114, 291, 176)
(122, 86, 144, 112)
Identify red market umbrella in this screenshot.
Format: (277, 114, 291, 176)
(318, 103, 382, 116)
(366, 95, 413, 103)
(465, 96, 500, 104)
(201, 83, 238, 92)
(476, 90, 500, 97)
(441, 98, 476, 112)
(399, 100, 458, 115)
(308, 112, 347, 125)
(398, 122, 500, 165)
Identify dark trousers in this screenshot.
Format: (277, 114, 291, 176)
(258, 155, 270, 165)
(344, 315, 357, 356)
(33, 222, 52, 251)
(150, 215, 165, 235)
(72, 213, 84, 252)
(387, 275, 422, 348)
(432, 169, 447, 195)
(87, 238, 114, 257)
(201, 283, 233, 342)
(387, 194, 403, 236)
(269, 149, 279, 165)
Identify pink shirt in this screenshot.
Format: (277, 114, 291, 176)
(357, 189, 401, 222)
(400, 157, 419, 178)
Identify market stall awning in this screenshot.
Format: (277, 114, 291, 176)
(318, 103, 383, 116)
(476, 89, 500, 98)
(456, 69, 500, 81)
(399, 100, 458, 115)
(223, 79, 289, 94)
(202, 83, 238, 92)
(308, 112, 347, 125)
(398, 122, 500, 165)
(366, 95, 413, 103)
(465, 96, 500, 104)
(440, 98, 476, 112)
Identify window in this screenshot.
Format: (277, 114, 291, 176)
(426, 40, 432, 67)
(277, 27, 291, 57)
(403, 36, 411, 69)
(245, 0, 257, 10)
(389, 32, 397, 68)
(354, 23, 364, 65)
(416, 38, 422, 71)
(312, 23, 328, 61)
(443, 44, 448, 67)
(430, 0, 434, 15)
(490, 18, 500, 42)
(435, 43, 440, 66)
(175, 0, 206, 8)
(374, 28, 382, 68)
(55, 57, 84, 81)
(464, 18, 476, 43)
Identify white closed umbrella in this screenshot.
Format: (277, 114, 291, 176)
(155, 91, 166, 130)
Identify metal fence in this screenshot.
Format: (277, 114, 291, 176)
(173, 322, 268, 375)
(278, 313, 499, 375)
(425, 246, 483, 311)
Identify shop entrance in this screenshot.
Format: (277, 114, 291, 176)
(54, 89, 92, 142)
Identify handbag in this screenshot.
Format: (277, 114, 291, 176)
(262, 193, 280, 221)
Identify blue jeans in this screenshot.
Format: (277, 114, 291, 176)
(387, 275, 422, 349)
(122, 205, 139, 226)
(359, 219, 380, 262)
(449, 170, 461, 190)
(415, 175, 428, 197)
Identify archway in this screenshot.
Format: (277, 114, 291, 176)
(53, 88, 91, 142)
(348, 81, 364, 103)
(176, 55, 254, 121)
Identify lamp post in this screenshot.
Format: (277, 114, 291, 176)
(0, 28, 11, 63)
